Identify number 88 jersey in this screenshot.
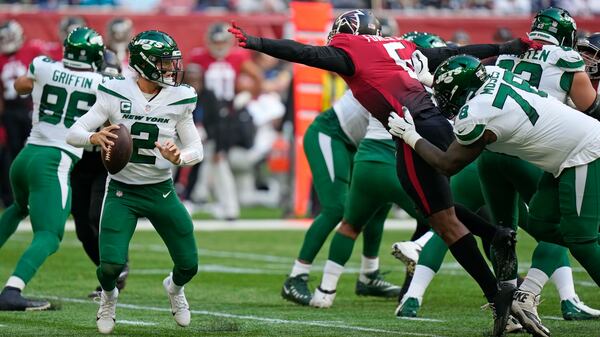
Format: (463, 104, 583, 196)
(28, 56, 104, 158)
(495, 44, 585, 103)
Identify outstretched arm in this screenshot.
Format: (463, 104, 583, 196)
(387, 111, 492, 176)
(418, 38, 542, 70)
(228, 22, 355, 76)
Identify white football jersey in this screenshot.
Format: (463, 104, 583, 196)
(496, 45, 585, 103)
(91, 76, 198, 184)
(454, 66, 600, 177)
(27, 56, 103, 158)
(332, 90, 369, 145)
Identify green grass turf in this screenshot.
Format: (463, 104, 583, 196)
(0, 228, 598, 337)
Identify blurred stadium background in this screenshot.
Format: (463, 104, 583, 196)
(1, 1, 600, 222)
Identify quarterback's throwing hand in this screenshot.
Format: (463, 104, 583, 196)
(155, 140, 181, 165)
(388, 107, 422, 148)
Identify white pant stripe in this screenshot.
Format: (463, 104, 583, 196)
(57, 152, 72, 209)
(575, 164, 588, 216)
(318, 132, 335, 183)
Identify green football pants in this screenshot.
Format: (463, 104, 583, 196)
(527, 160, 600, 286)
(0, 144, 75, 284)
(296, 109, 356, 263)
(97, 178, 198, 290)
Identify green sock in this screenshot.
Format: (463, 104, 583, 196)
(566, 241, 600, 286)
(328, 232, 356, 266)
(418, 233, 448, 273)
(297, 210, 342, 262)
(97, 262, 125, 291)
(362, 206, 389, 257)
(0, 205, 27, 248)
(12, 231, 60, 284)
(531, 241, 570, 277)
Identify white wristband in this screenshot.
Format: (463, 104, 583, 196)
(403, 131, 423, 149)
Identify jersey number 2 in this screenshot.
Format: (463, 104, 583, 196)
(130, 122, 159, 164)
(383, 42, 418, 79)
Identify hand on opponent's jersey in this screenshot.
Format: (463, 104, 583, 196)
(388, 107, 423, 148)
(90, 124, 120, 153)
(228, 21, 260, 49)
(155, 140, 181, 165)
(499, 37, 543, 55)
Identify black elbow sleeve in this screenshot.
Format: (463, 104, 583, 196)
(584, 95, 600, 119)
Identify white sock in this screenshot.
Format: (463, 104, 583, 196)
(103, 288, 118, 299)
(519, 268, 548, 296)
(551, 266, 576, 301)
(290, 260, 311, 277)
(320, 260, 344, 291)
(414, 231, 434, 248)
(500, 278, 518, 287)
(404, 265, 435, 301)
(360, 256, 379, 275)
(6, 276, 25, 291)
(167, 275, 184, 294)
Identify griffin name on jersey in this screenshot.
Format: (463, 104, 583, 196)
(454, 66, 600, 177)
(27, 55, 103, 158)
(496, 45, 585, 103)
(85, 76, 198, 184)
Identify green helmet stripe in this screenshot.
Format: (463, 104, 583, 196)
(168, 97, 197, 106)
(455, 124, 486, 145)
(555, 58, 585, 70)
(98, 84, 129, 101)
(29, 62, 34, 75)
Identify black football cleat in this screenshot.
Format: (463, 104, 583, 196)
(0, 286, 51, 311)
(491, 227, 518, 282)
(492, 283, 517, 337)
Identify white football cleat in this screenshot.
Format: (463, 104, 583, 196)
(309, 287, 336, 308)
(391, 241, 421, 274)
(163, 275, 191, 327)
(96, 289, 118, 334)
(511, 290, 550, 337)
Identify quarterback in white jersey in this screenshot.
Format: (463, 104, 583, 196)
(0, 27, 104, 312)
(390, 56, 600, 333)
(67, 30, 202, 334)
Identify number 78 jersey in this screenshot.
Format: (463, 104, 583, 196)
(454, 66, 600, 177)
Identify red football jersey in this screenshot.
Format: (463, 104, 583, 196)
(0, 41, 44, 104)
(188, 48, 250, 102)
(329, 34, 436, 124)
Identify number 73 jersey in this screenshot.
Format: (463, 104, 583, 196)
(93, 76, 198, 185)
(454, 66, 600, 177)
(28, 56, 103, 158)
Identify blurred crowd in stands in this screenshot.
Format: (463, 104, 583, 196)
(1, 0, 599, 15)
(0, 10, 598, 219)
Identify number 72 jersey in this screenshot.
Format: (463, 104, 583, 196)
(454, 66, 600, 177)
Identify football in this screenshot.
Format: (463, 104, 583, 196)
(101, 123, 133, 174)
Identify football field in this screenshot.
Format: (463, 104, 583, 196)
(0, 224, 598, 337)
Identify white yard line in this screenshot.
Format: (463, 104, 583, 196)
(41, 296, 446, 337)
(397, 317, 445, 322)
(16, 218, 417, 232)
(541, 316, 563, 321)
(117, 320, 158, 326)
